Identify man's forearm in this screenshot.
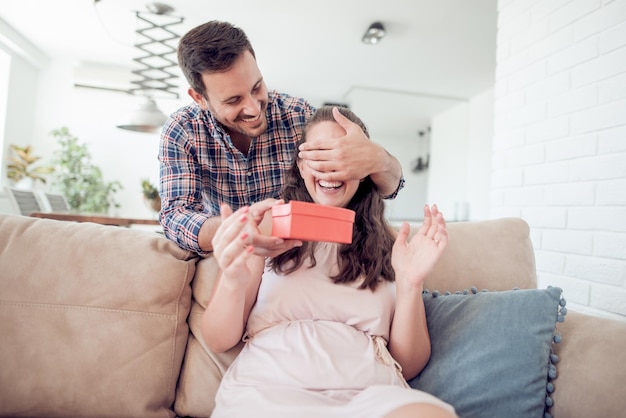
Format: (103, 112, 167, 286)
(198, 216, 223, 252)
(370, 149, 404, 198)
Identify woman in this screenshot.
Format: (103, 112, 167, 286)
(202, 106, 456, 418)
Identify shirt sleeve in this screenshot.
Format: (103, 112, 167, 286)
(158, 118, 212, 255)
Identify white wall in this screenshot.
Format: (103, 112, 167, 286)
(493, 0, 626, 320)
(426, 89, 494, 222)
(467, 88, 495, 220)
(1, 47, 40, 188)
(0, 48, 9, 174)
(382, 134, 429, 222)
(0, 17, 48, 187)
(427, 103, 470, 220)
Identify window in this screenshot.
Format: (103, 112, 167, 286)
(0, 47, 10, 174)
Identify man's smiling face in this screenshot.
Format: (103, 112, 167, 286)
(199, 50, 269, 138)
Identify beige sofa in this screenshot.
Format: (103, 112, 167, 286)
(0, 213, 624, 417)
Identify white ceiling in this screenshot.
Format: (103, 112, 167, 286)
(0, 0, 497, 137)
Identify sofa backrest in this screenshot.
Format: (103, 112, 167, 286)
(425, 217, 537, 292)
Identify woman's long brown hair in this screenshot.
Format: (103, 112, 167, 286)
(268, 106, 396, 291)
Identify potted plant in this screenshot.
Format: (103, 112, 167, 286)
(6, 144, 54, 189)
(141, 178, 161, 213)
(50, 127, 122, 214)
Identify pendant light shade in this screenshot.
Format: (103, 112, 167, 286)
(116, 97, 168, 133)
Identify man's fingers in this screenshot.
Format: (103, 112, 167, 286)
(219, 203, 234, 220)
(298, 139, 336, 157)
(250, 233, 284, 248)
(331, 107, 354, 132)
(250, 235, 302, 257)
(249, 198, 283, 222)
(303, 159, 339, 173)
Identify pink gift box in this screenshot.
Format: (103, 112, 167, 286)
(271, 201, 355, 244)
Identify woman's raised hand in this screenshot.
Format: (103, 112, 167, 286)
(392, 204, 448, 289)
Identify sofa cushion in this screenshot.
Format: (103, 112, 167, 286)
(174, 255, 243, 418)
(0, 215, 198, 418)
(409, 286, 566, 418)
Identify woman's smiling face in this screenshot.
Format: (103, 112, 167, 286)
(297, 121, 361, 208)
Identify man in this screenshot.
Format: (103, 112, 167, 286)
(159, 20, 404, 256)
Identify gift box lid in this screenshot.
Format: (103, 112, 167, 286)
(271, 201, 355, 222)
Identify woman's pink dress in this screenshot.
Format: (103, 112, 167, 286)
(212, 242, 454, 417)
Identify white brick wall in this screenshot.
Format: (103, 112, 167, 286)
(493, 0, 626, 319)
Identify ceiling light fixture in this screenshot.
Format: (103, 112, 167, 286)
(362, 22, 386, 45)
(116, 2, 183, 133)
(116, 97, 169, 133)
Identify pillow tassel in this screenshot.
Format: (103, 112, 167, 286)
(544, 287, 567, 418)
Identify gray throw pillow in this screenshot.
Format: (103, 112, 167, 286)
(409, 286, 566, 418)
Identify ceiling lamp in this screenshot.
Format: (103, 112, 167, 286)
(362, 22, 386, 45)
(116, 98, 168, 133)
(116, 2, 183, 134)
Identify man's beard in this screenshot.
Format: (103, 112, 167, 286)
(226, 101, 268, 138)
